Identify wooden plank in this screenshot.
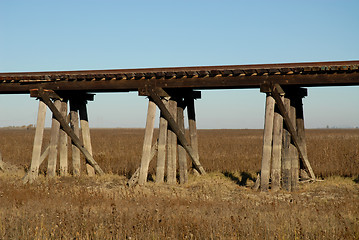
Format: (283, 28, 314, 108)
(37, 89, 104, 175)
(177, 99, 188, 184)
(47, 99, 61, 178)
(26, 100, 47, 183)
(148, 88, 206, 175)
(156, 98, 169, 183)
(260, 94, 275, 191)
(271, 96, 283, 191)
(281, 96, 292, 191)
(186, 96, 200, 175)
(70, 99, 81, 176)
(271, 84, 316, 180)
(289, 96, 299, 191)
(79, 100, 95, 176)
(138, 98, 157, 185)
(59, 99, 69, 176)
(167, 98, 178, 184)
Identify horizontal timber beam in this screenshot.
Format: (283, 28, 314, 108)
(0, 60, 358, 93)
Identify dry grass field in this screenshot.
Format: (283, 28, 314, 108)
(0, 128, 358, 239)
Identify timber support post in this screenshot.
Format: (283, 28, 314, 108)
(259, 83, 315, 192)
(130, 87, 204, 186)
(24, 89, 102, 182)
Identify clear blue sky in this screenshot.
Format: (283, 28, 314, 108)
(0, 0, 358, 128)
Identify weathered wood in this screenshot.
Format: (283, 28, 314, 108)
(177, 99, 188, 184)
(128, 140, 158, 187)
(281, 96, 292, 191)
(79, 100, 95, 176)
(37, 89, 104, 175)
(289, 96, 299, 191)
(260, 93, 275, 191)
(167, 97, 178, 184)
(186, 96, 200, 175)
(271, 96, 283, 191)
(26, 100, 47, 183)
(148, 88, 206, 175)
(138, 98, 157, 185)
(70, 99, 81, 176)
(59, 99, 69, 176)
(47, 100, 61, 177)
(156, 98, 169, 183)
(296, 96, 310, 179)
(271, 84, 316, 180)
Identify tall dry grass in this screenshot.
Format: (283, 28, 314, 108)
(0, 173, 358, 239)
(0, 128, 358, 178)
(0, 128, 358, 239)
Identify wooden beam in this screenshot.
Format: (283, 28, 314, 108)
(186, 96, 200, 175)
(271, 84, 315, 180)
(147, 88, 206, 175)
(79, 100, 95, 176)
(70, 99, 81, 176)
(271, 96, 283, 191)
(282, 97, 292, 191)
(138, 98, 157, 185)
(156, 98, 169, 183)
(177, 99, 188, 184)
(289, 96, 299, 191)
(260, 93, 275, 191)
(59, 99, 69, 176)
(295, 96, 310, 179)
(0, 152, 4, 172)
(47, 99, 61, 178)
(36, 89, 104, 175)
(167, 98, 178, 184)
(26, 99, 47, 183)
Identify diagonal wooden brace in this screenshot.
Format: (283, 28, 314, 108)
(148, 88, 206, 175)
(37, 89, 104, 176)
(271, 84, 316, 180)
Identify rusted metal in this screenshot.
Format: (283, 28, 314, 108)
(0, 61, 358, 94)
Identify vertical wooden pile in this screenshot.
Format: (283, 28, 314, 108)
(24, 89, 103, 183)
(258, 84, 315, 192)
(129, 88, 205, 186)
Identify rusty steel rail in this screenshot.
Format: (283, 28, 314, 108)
(0, 60, 358, 94)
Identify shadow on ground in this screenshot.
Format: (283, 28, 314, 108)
(222, 171, 256, 186)
(354, 176, 359, 184)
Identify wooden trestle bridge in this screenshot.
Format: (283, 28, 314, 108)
(1, 60, 358, 191)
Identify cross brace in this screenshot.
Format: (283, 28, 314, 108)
(35, 88, 104, 175)
(147, 88, 206, 175)
(270, 84, 316, 180)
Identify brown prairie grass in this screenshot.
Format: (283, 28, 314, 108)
(0, 128, 358, 239)
(0, 172, 358, 239)
(1, 128, 359, 178)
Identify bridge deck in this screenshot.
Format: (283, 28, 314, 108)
(0, 60, 358, 94)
